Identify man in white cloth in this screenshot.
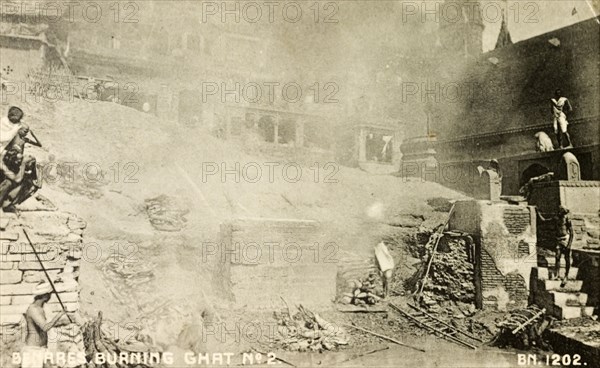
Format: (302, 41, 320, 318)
(551, 89, 573, 149)
(21, 282, 72, 368)
(0, 106, 24, 153)
(374, 241, 395, 298)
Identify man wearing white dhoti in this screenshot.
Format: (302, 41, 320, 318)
(551, 90, 573, 149)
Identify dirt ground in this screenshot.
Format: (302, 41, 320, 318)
(7, 99, 548, 365)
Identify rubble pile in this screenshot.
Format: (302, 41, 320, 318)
(82, 312, 158, 368)
(340, 273, 383, 306)
(411, 232, 476, 308)
(101, 254, 156, 314)
(144, 195, 189, 232)
(270, 304, 349, 352)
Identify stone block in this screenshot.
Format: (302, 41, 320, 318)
(0, 262, 15, 270)
(0, 232, 19, 241)
(10, 295, 33, 305)
(8, 242, 59, 254)
(0, 270, 22, 284)
(49, 292, 79, 304)
(1, 241, 10, 254)
(553, 267, 580, 280)
(1, 283, 39, 295)
(550, 291, 588, 306)
(44, 302, 79, 314)
(18, 256, 67, 270)
(0, 295, 11, 305)
(22, 270, 60, 284)
(544, 279, 583, 292)
(581, 306, 595, 317)
(1, 304, 29, 315)
(0, 314, 22, 326)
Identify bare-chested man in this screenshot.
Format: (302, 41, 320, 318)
(0, 146, 27, 208)
(538, 206, 574, 287)
(0, 106, 25, 153)
(6, 124, 42, 205)
(551, 89, 573, 149)
(21, 282, 72, 368)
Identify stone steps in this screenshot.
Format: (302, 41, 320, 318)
(543, 279, 583, 292)
(536, 266, 579, 280)
(532, 265, 594, 320)
(549, 291, 588, 306)
(550, 305, 595, 319)
(539, 256, 570, 268)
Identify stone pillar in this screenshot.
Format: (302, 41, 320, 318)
(475, 170, 502, 201)
(558, 152, 581, 181)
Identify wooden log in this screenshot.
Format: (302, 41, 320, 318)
(512, 308, 546, 334)
(336, 305, 388, 313)
(342, 323, 426, 352)
(337, 346, 390, 364)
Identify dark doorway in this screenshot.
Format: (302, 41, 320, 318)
(520, 163, 550, 187)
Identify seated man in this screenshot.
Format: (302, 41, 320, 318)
(0, 106, 25, 153)
(0, 146, 39, 209)
(10, 123, 42, 150)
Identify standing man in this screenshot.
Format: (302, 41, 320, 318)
(551, 89, 573, 149)
(538, 206, 574, 287)
(21, 282, 72, 368)
(374, 241, 395, 298)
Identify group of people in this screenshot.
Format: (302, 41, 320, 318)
(0, 106, 42, 211)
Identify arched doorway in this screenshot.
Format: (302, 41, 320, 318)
(520, 163, 551, 187)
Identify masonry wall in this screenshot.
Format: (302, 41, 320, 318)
(449, 200, 537, 311)
(219, 218, 337, 310)
(0, 207, 86, 363)
(573, 250, 600, 314)
(528, 181, 600, 251)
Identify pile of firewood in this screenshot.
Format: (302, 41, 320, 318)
(82, 312, 156, 368)
(340, 273, 382, 306)
(493, 306, 551, 350)
(270, 303, 349, 352)
(145, 195, 189, 232)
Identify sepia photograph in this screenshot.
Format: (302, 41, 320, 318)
(0, 1, 599, 367)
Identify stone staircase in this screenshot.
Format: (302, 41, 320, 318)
(531, 256, 595, 319)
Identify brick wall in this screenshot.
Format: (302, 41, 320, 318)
(480, 250, 528, 310)
(0, 208, 86, 362)
(450, 200, 536, 311)
(219, 218, 337, 310)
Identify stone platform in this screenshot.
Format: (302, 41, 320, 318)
(0, 197, 86, 358)
(219, 218, 337, 310)
(545, 320, 600, 368)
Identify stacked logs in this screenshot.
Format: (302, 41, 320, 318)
(144, 195, 189, 232)
(493, 306, 551, 350)
(340, 273, 383, 306)
(271, 304, 349, 352)
(82, 312, 156, 368)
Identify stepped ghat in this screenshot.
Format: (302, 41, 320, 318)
(0, 197, 86, 362)
(448, 151, 599, 318)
